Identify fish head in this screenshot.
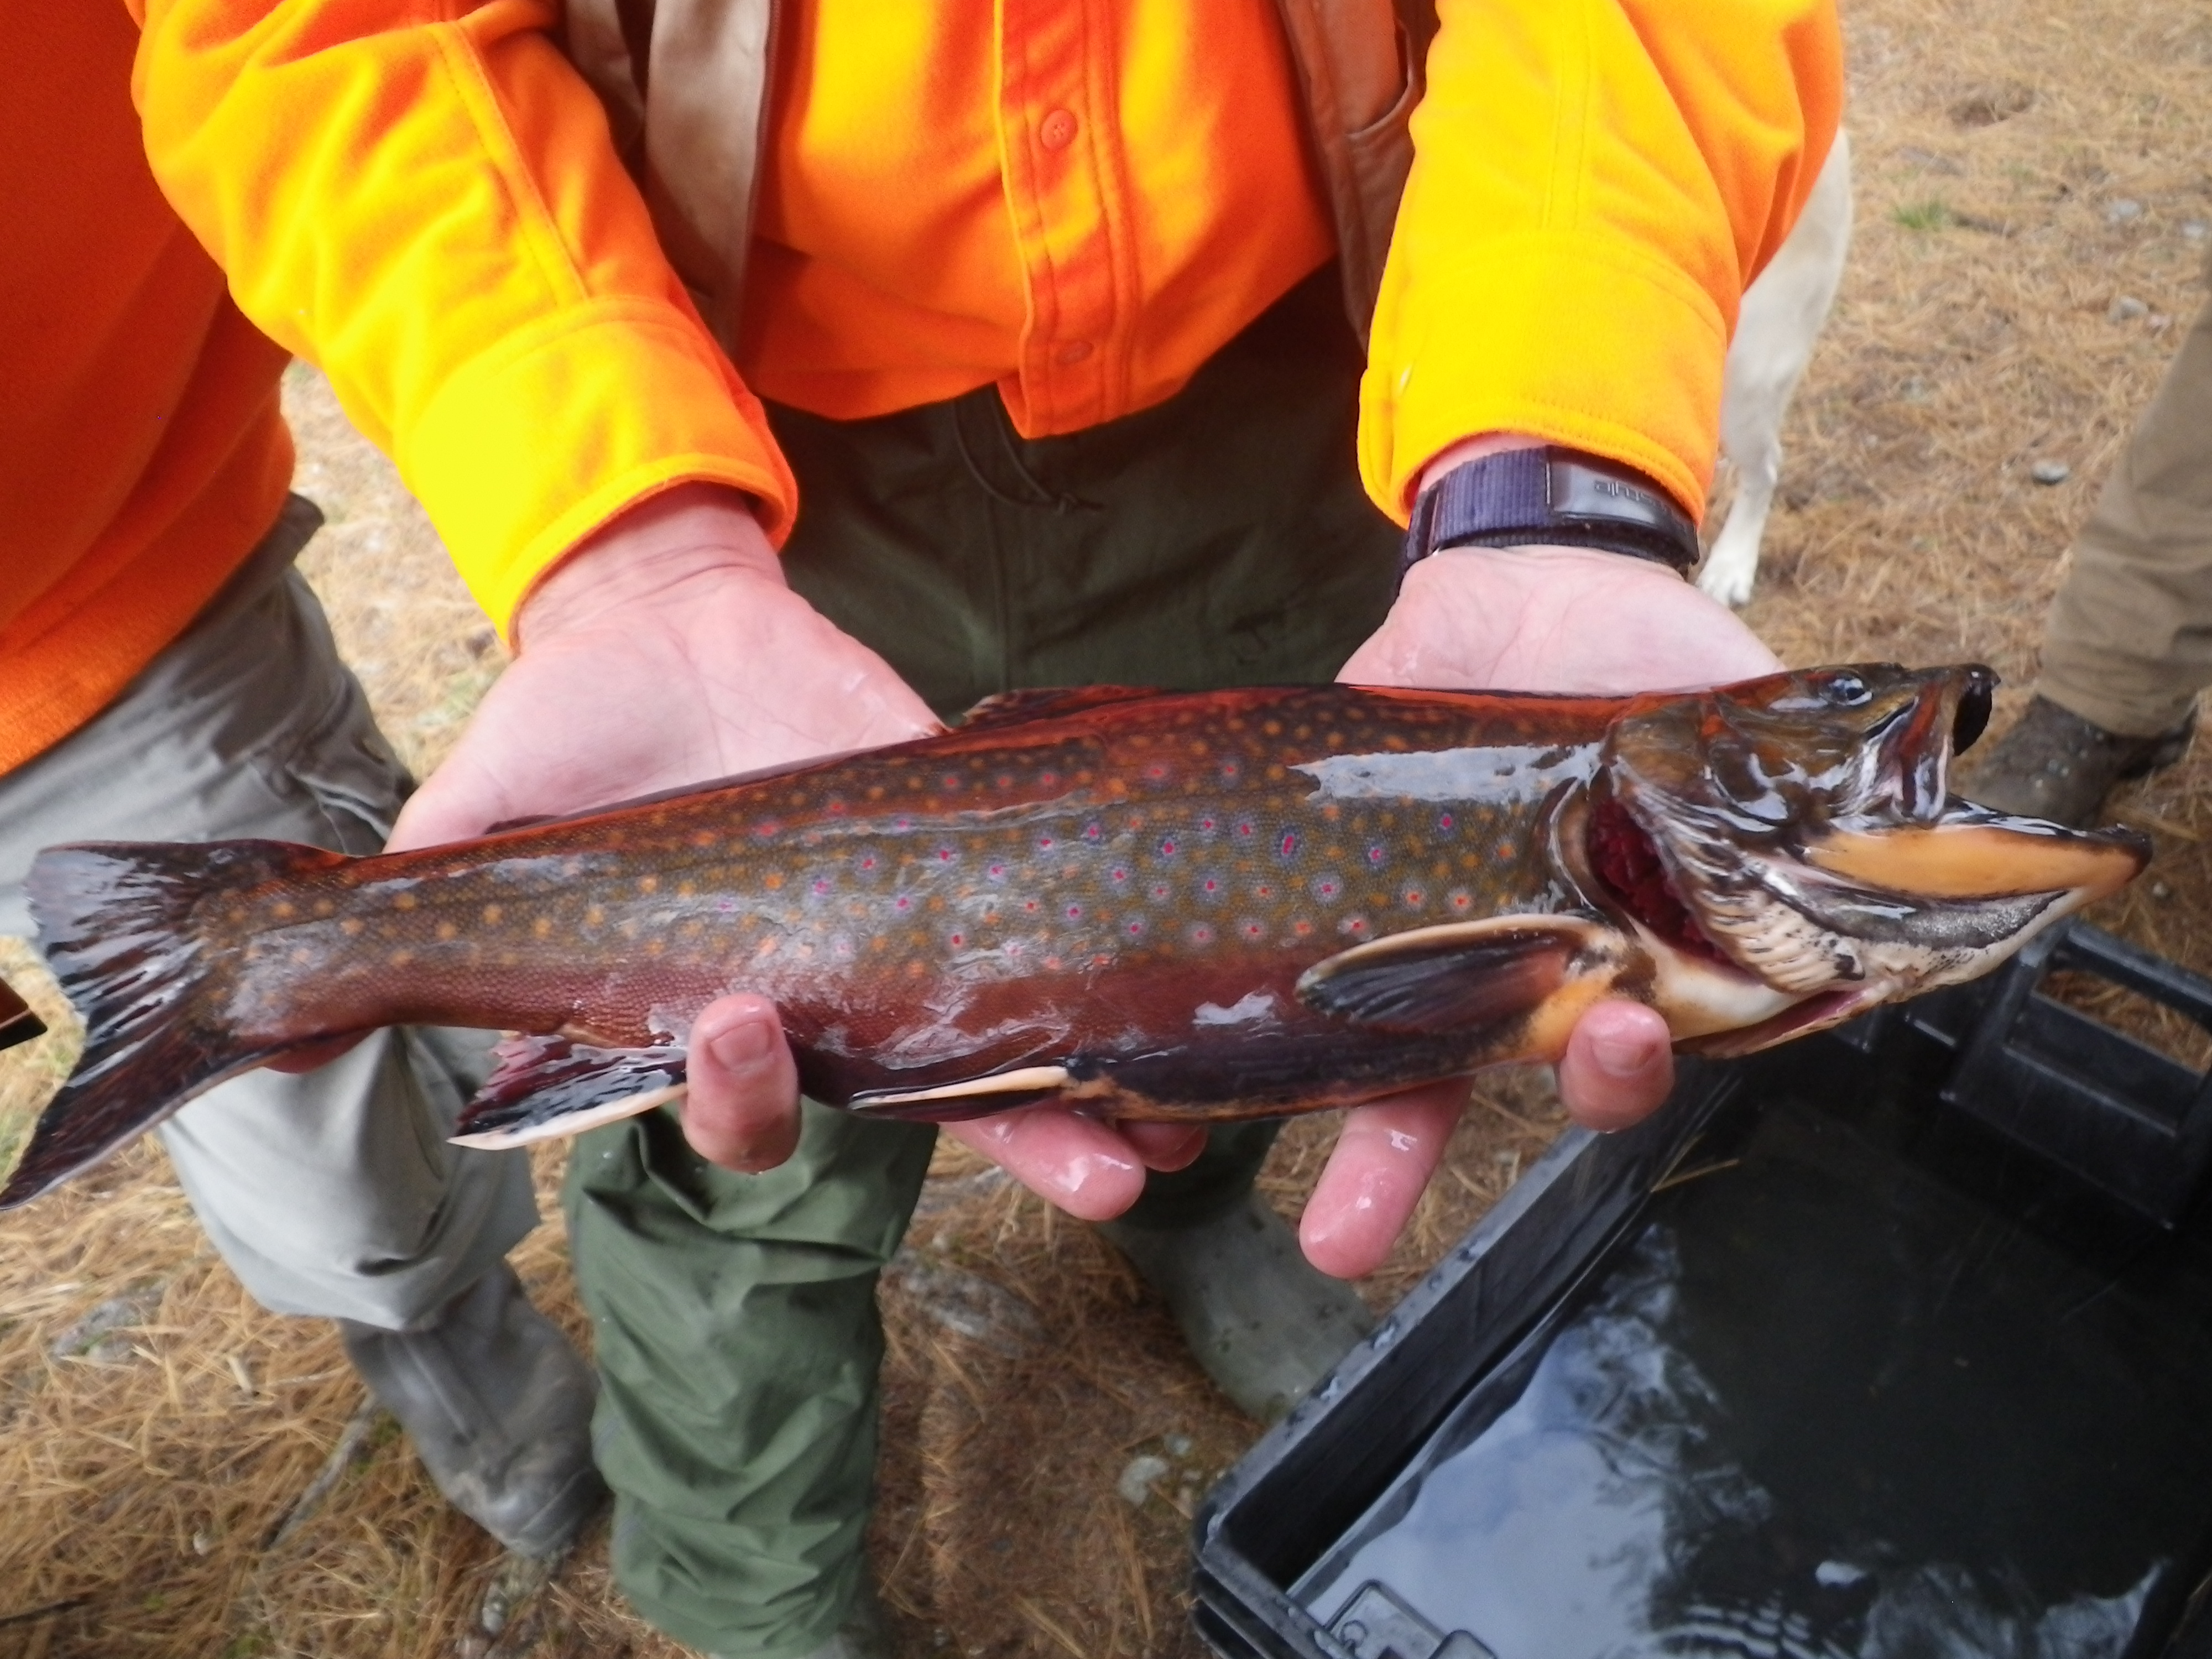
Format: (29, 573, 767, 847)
(1571, 664, 2150, 1048)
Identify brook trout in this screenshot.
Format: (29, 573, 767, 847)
(0, 665, 2146, 1208)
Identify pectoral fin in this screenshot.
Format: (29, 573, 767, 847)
(1295, 915, 1631, 1035)
(450, 1034, 690, 1149)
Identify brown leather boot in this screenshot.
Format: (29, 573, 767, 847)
(1959, 695, 2194, 828)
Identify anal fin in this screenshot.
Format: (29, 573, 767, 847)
(847, 1065, 1073, 1122)
(450, 1034, 688, 1149)
(1296, 915, 1629, 1035)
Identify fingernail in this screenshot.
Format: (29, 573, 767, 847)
(1591, 1029, 1653, 1077)
(709, 1018, 775, 1070)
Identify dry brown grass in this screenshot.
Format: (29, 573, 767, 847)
(8, 0, 2212, 1650)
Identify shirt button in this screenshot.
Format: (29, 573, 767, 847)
(1039, 108, 1078, 151)
(1055, 340, 1094, 366)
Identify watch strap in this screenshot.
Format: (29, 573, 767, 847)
(1400, 446, 1700, 586)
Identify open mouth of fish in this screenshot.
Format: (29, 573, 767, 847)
(1562, 668, 2144, 1056)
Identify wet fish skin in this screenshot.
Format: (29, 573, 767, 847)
(127, 683, 1606, 1107)
(1, 669, 2149, 1206)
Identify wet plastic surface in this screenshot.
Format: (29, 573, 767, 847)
(1194, 923, 2212, 1659)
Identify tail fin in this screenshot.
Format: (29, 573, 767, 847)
(0, 975, 45, 1052)
(0, 839, 347, 1208)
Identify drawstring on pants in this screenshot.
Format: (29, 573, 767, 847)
(951, 394, 1101, 515)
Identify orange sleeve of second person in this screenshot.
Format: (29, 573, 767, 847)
(1361, 0, 1844, 523)
(128, 0, 797, 635)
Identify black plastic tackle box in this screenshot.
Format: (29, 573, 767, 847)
(1193, 922, 2212, 1659)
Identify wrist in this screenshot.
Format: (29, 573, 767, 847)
(517, 483, 780, 648)
(1402, 445, 1700, 585)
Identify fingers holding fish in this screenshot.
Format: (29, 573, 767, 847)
(944, 1107, 1157, 1222)
(681, 994, 804, 1173)
(1297, 1079, 1470, 1280)
(1118, 1121, 1209, 1172)
(1553, 999, 1675, 1132)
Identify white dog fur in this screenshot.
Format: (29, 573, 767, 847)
(1698, 131, 1854, 607)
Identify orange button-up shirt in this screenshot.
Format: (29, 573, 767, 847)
(737, 0, 1335, 441)
(129, 0, 1838, 634)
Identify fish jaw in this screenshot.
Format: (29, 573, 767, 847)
(1580, 664, 2152, 1026)
(1801, 812, 2149, 904)
(1610, 795, 2145, 1019)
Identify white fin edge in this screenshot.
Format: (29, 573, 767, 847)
(848, 1065, 1073, 1111)
(450, 1083, 688, 1150)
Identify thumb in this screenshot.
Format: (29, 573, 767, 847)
(681, 995, 804, 1172)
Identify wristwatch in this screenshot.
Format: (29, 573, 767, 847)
(1398, 446, 1701, 588)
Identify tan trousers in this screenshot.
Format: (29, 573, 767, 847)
(0, 498, 538, 1328)
(2042, 289, 2212, 737)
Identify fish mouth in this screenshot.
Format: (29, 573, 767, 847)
(1574, 663, 2149, 1039)
(1581, 774, 2148, 1024)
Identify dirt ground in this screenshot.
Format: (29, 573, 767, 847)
(7, 0, 2212, 1651)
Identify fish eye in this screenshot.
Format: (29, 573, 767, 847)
(1821, 673, 1871, 707)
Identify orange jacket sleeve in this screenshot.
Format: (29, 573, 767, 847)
(1361, 0, 1844, 521)
(128, 0, 796, 635)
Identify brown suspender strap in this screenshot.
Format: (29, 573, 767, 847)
(563, 0, 780, 356)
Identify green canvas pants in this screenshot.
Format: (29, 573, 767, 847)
(563, 270, 1401, 1658)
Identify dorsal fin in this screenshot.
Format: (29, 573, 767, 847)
(957, 686, 1164, 733)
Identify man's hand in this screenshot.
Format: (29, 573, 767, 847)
(1301, 502, 1783, 1278)
(389, 484, 941, 848)
(390, 484, 1204, 1212)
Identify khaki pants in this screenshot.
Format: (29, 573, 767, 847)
(0, 498, 538, 1328)
(2041, 289, 2212, 737)
(567, 268, 1403, 1658)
